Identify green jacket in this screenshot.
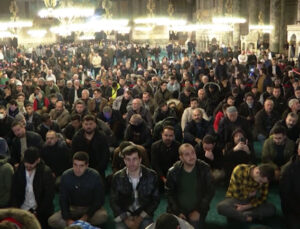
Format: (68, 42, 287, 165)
(0, 157, 13, 207)
(262, 136, 295, 168)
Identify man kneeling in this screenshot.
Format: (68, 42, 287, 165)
(48, 151, 107, 229)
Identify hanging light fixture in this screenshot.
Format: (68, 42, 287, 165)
(43, 0, 57, 8)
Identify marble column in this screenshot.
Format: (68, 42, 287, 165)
(158, 0, 168, 16)
(248, 0, 258, 25)
(232, 0, 240, 49)
(131, 0, 140, 18)
(196, 0, 201, 11)
(195, 0, 201, 51)
(258, 0, 266, 24)
(279, 0, 286, 53)
(217, 0, 224, 15)
(297, 0, 300, 23)
(269, 0, 281, 53)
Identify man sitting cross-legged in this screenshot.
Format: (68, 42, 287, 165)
(48, 151, 108, 229)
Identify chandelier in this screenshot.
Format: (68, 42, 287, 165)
(43, 0, 57, 8)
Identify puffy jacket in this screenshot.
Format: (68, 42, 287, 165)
(165, 160, 214, 217)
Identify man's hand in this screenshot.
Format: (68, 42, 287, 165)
(80, 214, 88, 222)
(66, 139, 72, 145)
(124, 216, 142, 229)
(274, 169, 281, 181)
(246, 215, 253, 222)
(233, 142, 248, 152)
(195, 138, 202, 144)
(178, 213, 186, 220)
(124, 217, 135, 229)
(131, 216, 143, 229)
(189, 211, 200, 221)
(235, 204, 252, 212)
(205, 150, 214, 161)
(248, 190, 257, 198)
(161, 176, 167, 183)
(66, 219, 75, 226)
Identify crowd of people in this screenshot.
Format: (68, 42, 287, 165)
(0, 39, 299, 229)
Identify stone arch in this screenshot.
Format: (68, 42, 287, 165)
(247, 43, 255, 51)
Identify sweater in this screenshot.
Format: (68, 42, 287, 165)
(60, 168, 105, 219)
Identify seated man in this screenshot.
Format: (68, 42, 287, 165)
(181, 97, 209, 131)
(195, 134, 225, 183)
(218, 106, 252, 148)
(63, 114, 82, 147)
(110, 145, 160, 229)
(112, 141, 150, 174)
(280, 142, 300, 229)
(165, 143, 214, 229)
(72, 115, 110, 178)
(49, 100, 70, 129)
(262, 125, 295, 177)
(124, 114, 152, 152)
(37, 113, 61, 141)
(127, 98, 153, 129)
(274, 112, 300, 142)
(0, 137, 14, 208)
(25, 102, 42, 132)
(11, 147, 55, 229)
(48, 151, 108, 229)
(98, 105, 126, 145)
(11, 120, 44, 167)
(151, 126, 180, 189)
(41, 130, 71, 185)
(254, 98, 280, 141)
(0, 105, 14, 139)
(217, 164, 276, 222)
(183, 108, 211, 146)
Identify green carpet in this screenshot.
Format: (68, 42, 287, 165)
(54, 185, 286, 229)
(53, 141, 287, 228)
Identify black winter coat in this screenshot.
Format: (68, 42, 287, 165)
(11, 161, 55, 220)
(72, 129, 109, 177)
(166, 160, 214, 217)
(10, 131, 44, 165)
(280, 155, 300, 215)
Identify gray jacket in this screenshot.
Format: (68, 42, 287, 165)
(112, 95, 133, 111)
(0, 157, 13, 207)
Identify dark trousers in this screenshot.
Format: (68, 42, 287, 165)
(285, 214, 300, 229)
(217, 198, 276, 222)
